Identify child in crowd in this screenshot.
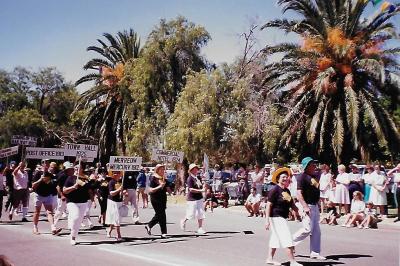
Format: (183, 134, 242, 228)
(204, 188, 218, 212)
(342, 191, 365, 228)
(320, 201, 339, 225)
(259, 197, 267, 217)
(358, 202, 378, 229)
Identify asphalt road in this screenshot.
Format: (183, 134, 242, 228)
(0, 197, 399, 266)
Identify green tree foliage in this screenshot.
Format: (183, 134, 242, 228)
(261, 0, 400, 164)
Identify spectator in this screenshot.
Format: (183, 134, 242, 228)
(137, 168, 148, 208)
(369, 165, 389, 218)
(244, 187, 261, 217)
(348, 164, 363, 201)
(319, 164, 332, 214)
(342, 191, 365, 227)
(334, 164, 350, 215)
(204, 188, 218, 212)
(387, 164, 400, 223)
(358, 202, 378, 229)
(362, 165, 374, 202)
(320, 201, 339, 225)
(251, 165, 264, 196)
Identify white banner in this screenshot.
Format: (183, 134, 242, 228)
(11, 135, 37, 146)
(63, 143, 98, 158)
(203, 153, 210, 180)
(26, 147, 65, 160)
(0, 146, 19, 158)
(108, 156, 142, 171)
(151, 148, 184, 163)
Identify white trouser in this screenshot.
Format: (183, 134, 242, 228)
(54, 198, 67, 227)
(293, 204, 321, 254)
(67, 202, 87, 238)
(125, 189, 139, 218)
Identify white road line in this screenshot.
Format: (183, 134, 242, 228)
(98, 246, 184, 266)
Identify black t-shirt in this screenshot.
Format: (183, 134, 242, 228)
(33, 171, 57, 197)
(56, 171, 69, 196)
(108, 179, 123, 202)
(96, 179, 110, 199)
(123, 171, 138, 190)
(5, 169, 14, 190)
(149, 176, 168, 208)
(64, 176, 91, 203)
(187, 175, 203, 201)
(296, 172, 320, 205)
(268, 185, 293, 218)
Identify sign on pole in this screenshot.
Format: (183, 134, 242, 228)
(0, 146, 19, 158)
(11, 135, 37, 146)
(26, 147, 65, 160)
(108, 156, 142, 171)
(151, 148, 184, 163)
(63, 143, 98, 158)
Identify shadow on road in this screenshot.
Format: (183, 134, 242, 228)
(282, 262, 345, 266)
(325, 254, 373, 260)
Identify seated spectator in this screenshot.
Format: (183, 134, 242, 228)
(342, 191, 365, 227)
(320, 201, 339, 225)
(244, 187, 261, 217)
(204, 188, 218, 212)
(358, 202, 378, 229)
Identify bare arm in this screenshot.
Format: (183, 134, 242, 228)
(296, 190, 310, 213)
(265, 202, 272, 230)
(63, 183, 79, 195)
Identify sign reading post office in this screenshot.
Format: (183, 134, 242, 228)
(26, 147, 65, 160)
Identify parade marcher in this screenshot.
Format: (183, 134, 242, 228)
(145, 164, 169, 238)
(105, 171, 124, 241)
(180, 164, 206, 234)
(95, 168, 110, 226)
(137, 168, 148, 208)
(334, 164, 350, 215)
(63, 164, 94, 245)
(387, 164, 400, 222)
(4, 161, 16, 213)
(31, 171, 61, 235)
(122, 170, 139, 224)
(265, 167, 301, 266)
(0, 164, 6, 220)
(369, 165, 388, 218)
(49, 162, 60, 210)
(77, 166, 94, 229)
(9, 162, 30, 222)
(292, 157, 326, 260)
(54, 162, 74, 228)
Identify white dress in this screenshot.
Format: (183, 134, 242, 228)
(319, 173, 332, 199)
(335, 173, 350, 204)
(369, 173, 387, 206)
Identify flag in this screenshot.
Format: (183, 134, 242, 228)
(203, 153, 210, 180)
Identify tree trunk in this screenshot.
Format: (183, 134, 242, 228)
(39, 93, 45, 115)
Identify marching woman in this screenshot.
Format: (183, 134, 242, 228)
(334, 165, 350, 215)
(180, 164, 206, 234)
(145, 164, 170, 238)
(95, 169, 110, 226)
(265, 167, 301, 266)
(63, 164, 94, 245)
(105, 171, 124, 241)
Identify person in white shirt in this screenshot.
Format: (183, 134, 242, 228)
(369, 165, 389, 218)
(387, 164, 400, 223)
(251, 165, 265, 195)
(212, 164, 222, 192)
(319, 164, 332, 214)
(245, 187, 261, 217)
(362, 165, 374, 202)
(342, 191, 365, 227)
(10, 161, 30, 222)
(334, 164, 350, 215)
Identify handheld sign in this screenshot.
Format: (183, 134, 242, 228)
(11, 135, 37, 147)
(26, 147, 65, 160)
(0, 146, 19, 158)
(63, 143, 98, 158)
(151, 148, 184, 163)
(108, 156, 142, 171)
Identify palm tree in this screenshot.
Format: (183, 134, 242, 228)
(75, 29, 141, 162)
(261, 0, 400, 164)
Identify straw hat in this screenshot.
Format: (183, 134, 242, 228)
(188, 163, 200, 173)
(271, 167, 292, 184)
(154, 164, 165, 173)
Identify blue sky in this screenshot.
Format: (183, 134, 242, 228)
(0, 0, 398, 89)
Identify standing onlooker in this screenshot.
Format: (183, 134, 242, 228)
(137, 168, 148, 208)
(369, 165, 388, 218)
(334, 164, 350, 215)
(10, 162, 30, 222)
(180, 164, 206, 234)
(105, 171, 124, 241)
(212, 164, 222, 193)
(145, 164, 169, 238)
(319, 164, 332, 213)
(122, 170, 139, 224)
(251, 165, 264, 196)
(348, 164, 363, 201)
(244, 187, 261, 217)
(387, 164, 400, 222)
(265, 167, 301, 266)
(293, 157, 326, 260)
(362, 165, 374, 202)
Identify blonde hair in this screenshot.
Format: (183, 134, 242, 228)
(338, 164, 346, 171)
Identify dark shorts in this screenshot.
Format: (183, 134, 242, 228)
(12, 189, 30, 208)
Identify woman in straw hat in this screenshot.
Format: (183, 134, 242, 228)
(180, 163, 206, 234)
(265, 167, 301, 266)
(145, 164, 169, 238)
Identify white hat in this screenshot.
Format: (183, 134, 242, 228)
(63, 161, 74, 170)
(154, 164, 165, 173)
(188, 163, 200, 173)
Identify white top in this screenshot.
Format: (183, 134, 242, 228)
(0, 173, 5, 191)
(251, 171, 264, 185)
(336, 173, 350, 185)
(213, 170, 222, 180)
(362, 173, 373, 185)
(371, 173, 386, 188)
(13, 170, 29, 190)
(349, 173, 362, 182)
(246, 193, 261, 204)
(350, 200, 365, 214)
(364, 207, 377, 216)
(319, 173, 332, 191)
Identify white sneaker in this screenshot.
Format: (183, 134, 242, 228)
(266, 259, 281, 265)
(161, 234, 168, 239)
(180, 219, 186, 231)
(197, 228, 206, 234)
(310, 252, 326, 260)
(290, 261, 303, 266)
(70, 239, 77, 245)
